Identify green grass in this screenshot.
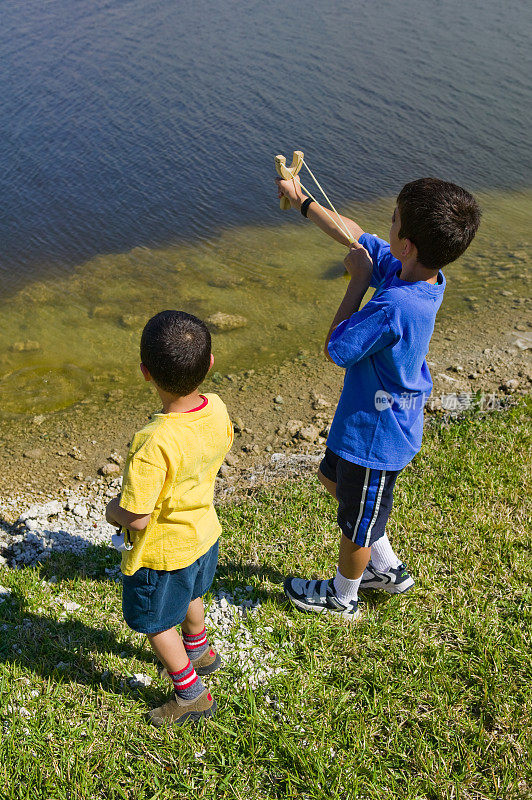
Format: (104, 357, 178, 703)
(0, 401, 530, 800)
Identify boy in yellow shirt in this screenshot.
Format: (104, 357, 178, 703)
(105, 310, 233, 726)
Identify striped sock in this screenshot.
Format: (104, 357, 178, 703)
(168, 660, 205, 701)
(182, 626, 208, 660)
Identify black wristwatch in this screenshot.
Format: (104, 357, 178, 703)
(300, 198, 314, 218)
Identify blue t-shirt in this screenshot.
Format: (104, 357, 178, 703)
(326, 233, 446, 471)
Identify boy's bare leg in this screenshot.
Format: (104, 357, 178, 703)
(318, 466, 369, 586)
(181, 597, 221, 673)
(338, 536, 371, 580)
(147, 626, 208, 707)
(146, 625, 214, 727)
(318, 468, 370, 576)
(317, 468, 337, 499)
(181, 596, 206, 636)
(147, 628, 189, 674)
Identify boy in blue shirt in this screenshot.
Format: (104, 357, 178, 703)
(276, 176, 481, 619)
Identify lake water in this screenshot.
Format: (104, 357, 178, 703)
(0, 0, 530, 415)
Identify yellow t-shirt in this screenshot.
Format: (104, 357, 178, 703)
(119, 393, 233, 575)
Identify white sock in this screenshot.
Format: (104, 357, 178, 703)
(333, 569, 362, 604)
(370, 533, 401, 573)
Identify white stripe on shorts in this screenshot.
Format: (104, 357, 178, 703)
(364, 470, 386, 547)
(352, 467, 370, 542)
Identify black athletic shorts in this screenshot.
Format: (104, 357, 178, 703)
(319, 447, 401, 547)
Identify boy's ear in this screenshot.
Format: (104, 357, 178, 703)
(140, 363, 152, 382)
(401, 238, 416, 259)
(208, 353, 215, 371)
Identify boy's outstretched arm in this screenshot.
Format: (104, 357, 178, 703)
(276, 175, 364, 245)
(324, 245, 373, 361)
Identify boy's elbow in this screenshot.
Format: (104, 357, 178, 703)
(324, 340, 335, 363)
(127, 513, 152, 531)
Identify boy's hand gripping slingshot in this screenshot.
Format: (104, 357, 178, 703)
(274, 149, 355, 245)
(274, 151, 304, 210)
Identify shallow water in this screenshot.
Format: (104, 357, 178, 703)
(1, 1, 530, 416)
(0, 188, 529, 417)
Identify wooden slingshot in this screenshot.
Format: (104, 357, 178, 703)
(274, 149, 354, 243)
(274, 150, 304, 209)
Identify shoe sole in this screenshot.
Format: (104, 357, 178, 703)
(284, 579, 360, 621)
(149, 700, 217, 728)
(360, 576, 415, 594)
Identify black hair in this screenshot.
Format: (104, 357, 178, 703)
(140, 310, 211, 396)
(397, 178, 481, 269)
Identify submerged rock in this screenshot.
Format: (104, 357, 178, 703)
(206, 312, 248, 332)
(120, 314, 145, 329)
(23, 449, 44, 459)
(10, 341, 41, 352)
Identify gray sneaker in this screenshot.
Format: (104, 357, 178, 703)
(360, 563, 414, 594)
(284, 576, 360, 620)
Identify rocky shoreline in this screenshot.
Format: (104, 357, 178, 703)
(0, 282, 530, 569)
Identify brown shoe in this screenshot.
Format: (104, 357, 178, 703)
(148, 688, 216, 727)
(192, 646, 222, 675)
(158, 646, 222, 681)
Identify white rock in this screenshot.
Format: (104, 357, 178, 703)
(72, 504, 88, 519)
(129, 673, 152, 688)
(298, 424, 319, 442)
(18, 500, 62, 522)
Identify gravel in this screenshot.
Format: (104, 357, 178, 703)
(204, 585, 285, 689)
(3, 479, 122, 568)
(0, 472, 293, 690)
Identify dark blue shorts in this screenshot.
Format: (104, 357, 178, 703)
(122, 540, 219, 634)
(319, 448, 400, 547)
